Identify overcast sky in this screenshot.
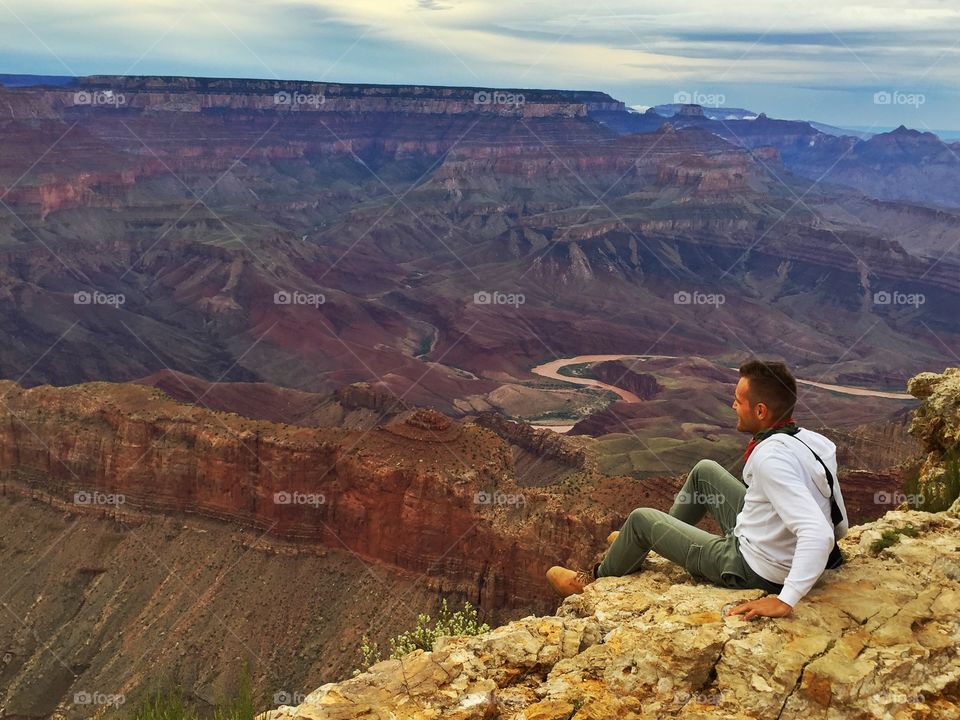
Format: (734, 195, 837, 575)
(1, 0, 957, 130)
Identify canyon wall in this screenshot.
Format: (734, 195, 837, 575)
(0, 380, 634, 614)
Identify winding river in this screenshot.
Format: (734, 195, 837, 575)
(528, 354, 914, 432)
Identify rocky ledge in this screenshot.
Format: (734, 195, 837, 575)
(262, 501, 960, 720)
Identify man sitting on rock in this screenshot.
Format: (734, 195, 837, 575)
(546, 359, 848, 619)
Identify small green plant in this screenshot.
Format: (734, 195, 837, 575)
(354, 599, 490, 675)
(214, 666, 256, 720)
(902, 449, 960, 512)
(870, 522, 920, 553)
(131, 664, 257, 720)
(354, 635, 383, 676)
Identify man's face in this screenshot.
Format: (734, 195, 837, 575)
(732, 377, 766, 434)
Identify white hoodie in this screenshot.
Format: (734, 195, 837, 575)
(734, 428, 849, 607)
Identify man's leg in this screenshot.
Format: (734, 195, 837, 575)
(598, 459, 745, 579)
(598, 507, 722, 578)
(669, 459, 745, 533)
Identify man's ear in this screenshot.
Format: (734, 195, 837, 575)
(754, 402, 767, 420)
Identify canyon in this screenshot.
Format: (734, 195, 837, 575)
(0, 73, 957, 718)
(0, 75, 957, 409)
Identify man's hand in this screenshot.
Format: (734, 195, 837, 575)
(727, 596, 793, 620)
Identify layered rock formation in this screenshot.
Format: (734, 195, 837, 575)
(908, 367, 960, 510)
(0, 379, 658, 614)
(262, 504, 960, 720)
(590, 360, 661, 400)
(473, 412, 588, 469)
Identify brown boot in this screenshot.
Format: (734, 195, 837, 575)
(546, 566, 594, 597)
(607, 530, 619, 546)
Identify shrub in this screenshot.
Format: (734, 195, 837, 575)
(354, 599, 490, 675)
(903, 449, 960, 512)
(870, 522, 920, 553)
(131, 665, 256, 720)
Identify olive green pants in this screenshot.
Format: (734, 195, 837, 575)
(597, 459, 783, 593)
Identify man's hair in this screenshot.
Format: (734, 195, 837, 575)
(738, 359, 797, 423)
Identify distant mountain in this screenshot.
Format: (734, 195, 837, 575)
(806, 120, 874, 139)
(599, 103, 960, 209)
(784, 125, 960, 208)
(0, 72, 77, 87)
(651, 103, 759, 120)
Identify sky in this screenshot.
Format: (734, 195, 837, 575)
(0, 0, 957, 131)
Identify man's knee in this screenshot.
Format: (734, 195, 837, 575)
(691, 458, 723, 477)
(625, 507, 661, 533)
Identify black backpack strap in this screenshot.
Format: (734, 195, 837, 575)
(781, 433, 846, 570)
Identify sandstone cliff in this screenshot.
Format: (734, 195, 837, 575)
(0, 380, 660, 614)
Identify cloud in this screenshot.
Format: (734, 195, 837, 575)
(417, 0, 453, 10)
(0, 0, 956, 126)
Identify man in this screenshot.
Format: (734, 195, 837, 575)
(546, 359, 848, 619)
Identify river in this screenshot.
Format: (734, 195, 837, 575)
(528, 354, 914, 433)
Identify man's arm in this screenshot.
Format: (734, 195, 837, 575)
(728, 448, 834, 617)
